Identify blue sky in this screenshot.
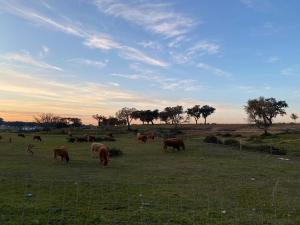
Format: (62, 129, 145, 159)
(0, 0, 299, 123)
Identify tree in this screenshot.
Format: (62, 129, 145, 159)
(68, 118, 82, 127)
(245, 97, 288, 134)
(186, 105, 202, 124)
(116, 107, 137, 130)
(164, 106, 184, 125)
(0, 117, 4, 125)
(132, 109, 159, 125)
(159, 111, 170, 124)
(92, 114, 107, 127)
(200, 105, 216, 125)
(291, 113, 298, 123)
(34, 113, 58, 129)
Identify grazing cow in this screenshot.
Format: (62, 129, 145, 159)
(18, 133, 25, 138)
(137, 133, 147, 143)
(33, 135, 42, 142)
(53, 147, 69, 163)
(147, 133, 155, 140)
(107, 133, 114, 138)
(91, 142, 105, 157)
(163, 138, 185, 151)
(99, 146, 109, 166)
(27, 144, 34, 155)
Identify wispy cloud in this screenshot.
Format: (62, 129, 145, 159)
(139, 41, 161, 50)
(265, 56, 279, 64)
(1, 51, 63, 71)
(197, 63, 231, 77)
(0, 1, 167, 67)
(240, 0, 272, 11)
(112, 64, 201, 92)
(171, 41, 220, 64)
(93, 0, 195, 38)
(84, 36, 168, 67)
(68, 58, 108, 68)
(281, 65, 299, 76)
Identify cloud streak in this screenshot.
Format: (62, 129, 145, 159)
(0, 1, 167, 67)
(93, 0, 195, 38)
(2, 51, 63, 71)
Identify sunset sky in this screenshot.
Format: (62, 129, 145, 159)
(0, 0, 299, 124)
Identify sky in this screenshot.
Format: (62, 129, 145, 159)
(0, 0, 299, 124)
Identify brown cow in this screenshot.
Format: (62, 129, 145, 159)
(147, 133, 155, 140)
(137, 133, 147, 143)
(33, 135, 42, 142)
(163, 138, 185, 151)
(53, 147, 69, 163)
(99, 146, 109, 166)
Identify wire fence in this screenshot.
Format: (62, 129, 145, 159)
(0, 176, 299, 225)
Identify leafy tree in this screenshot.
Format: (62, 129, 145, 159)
(116, 107, 137, 130)
(159, 111, 170, 124)
(291, 113, 298, 123)
(164, 106, 184, 125)
(245, 97, 288, 134)
(68, 118, 82, 127)
(132, 109, 159, 125)
(200, 105, 216, 125)
(186, 105, 202, 124)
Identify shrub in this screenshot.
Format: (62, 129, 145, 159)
(95, 136, 116, 142)
(203, 135, 221, 144)
(222, 133, 232, 137)
(108, 147, 123, 157)
(223, 138, 240, 146)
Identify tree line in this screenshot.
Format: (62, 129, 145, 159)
(92, 105, 216, 130)
(0, 97, 298, 134)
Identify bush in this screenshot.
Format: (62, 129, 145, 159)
(223, 138, 240, 146)
(203, 135, 221, 144)
(95, 136, 116, 142)
(108, 147, 123, 157)
(222, 133, 232, 137)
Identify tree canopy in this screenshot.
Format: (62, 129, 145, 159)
(245, 97, 288, 134)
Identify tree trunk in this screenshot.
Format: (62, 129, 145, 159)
(204, 117, 207, 125)
(195, 119, 198, 125)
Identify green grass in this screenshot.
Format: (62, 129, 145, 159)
(1, 131, 300, 224)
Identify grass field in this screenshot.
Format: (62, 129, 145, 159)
(1, 125, 300, 225)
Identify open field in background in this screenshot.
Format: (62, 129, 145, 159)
(1, 124, 300, 224)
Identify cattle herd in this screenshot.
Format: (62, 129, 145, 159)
(0, 132, 186, 167)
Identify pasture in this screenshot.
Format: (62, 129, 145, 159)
(1, 125, 300, 225)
